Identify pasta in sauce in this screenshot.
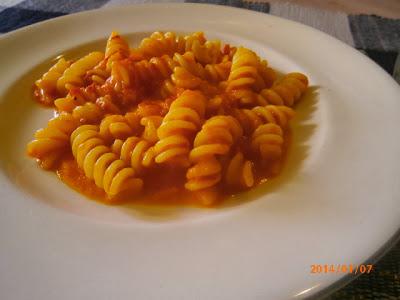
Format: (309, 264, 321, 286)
(27, 31, 309, 206)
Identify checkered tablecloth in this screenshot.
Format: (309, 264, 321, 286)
(0, 0, 399, 299)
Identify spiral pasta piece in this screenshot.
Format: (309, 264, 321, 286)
(112, 137, 157, 174)
(232, 105, 295, 134)
(35, 58, 71, 102)
(173, 52, 206, 78)
(72, 102, 104, 123)
(138, 31, 180, 59)
(170, 66, 219, 97)
(173, 52, 231, 82)
(71, 125, 143, 197)
(86, 64, 110, 85)
(204, 61, 231, 83)
(185, 156, 222, 191)
(27, 100, 105, 170)
(155, 90, 206, 166)
(153, 52, 227, 96)
(251, 123, 284, 161)
(185, 115, 243, 191)
(224, 152, 254, 189)
(227, 47, 265, 92)
(54, 94, 82, 113)
(157, 52, 209, 92)
(136, 31, 209, 60)
(105, 31, 130, 71)
(179, 32, 207, 54)
(141, 115, 163, 143)
(99, 112, 141, 141)
(260, 72, 309, 107)
(135, 50, 222, 96)
(171, 66, 203, 89)
(133, 55, 176, 83)
(191, 39, 222, 65)
(54, 84, 99, 112)
(109, 60, 133, 91)
(57, 52, 104, 94)
(27, 113, 80, 169)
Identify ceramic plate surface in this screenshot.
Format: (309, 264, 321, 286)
(1, 4, 400, 300)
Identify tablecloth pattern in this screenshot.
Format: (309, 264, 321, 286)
(0, 0, 399, 299)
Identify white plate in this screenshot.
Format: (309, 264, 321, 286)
(1, 4, 400, 300)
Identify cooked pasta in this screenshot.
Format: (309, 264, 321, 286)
(251, 123, 284, 161)
(204, 61, 232, 82)
(154, 90, 206, 166)
(224, 151, 254, 189)
(99, 113, 141, 141)
(137, 31, 181, 59)
(185, 116, 243, 191)
(28, 31, 310, 206)
(258, 72, 309, 107)
(137, 31, 207, 60)
(27, 113, 80, 169)
(112, 137, 157, 174)
(134, 55, 176, 83)
(71, 125, 143, 197)
(105, 31, 130, 71)
(141, 115, 163, 143)
(233, 105, 295, 134)
(35, 58, 71, 105)
(227, 47, 265, 92)
(57, 52, 104, 94)
(86, 64, 110, 85)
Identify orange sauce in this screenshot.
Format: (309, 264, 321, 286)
(57, 154, 222, 207)
(32, 39, 295, 208)
(34, 86, 58, 107)
(56, 132, 290, 208)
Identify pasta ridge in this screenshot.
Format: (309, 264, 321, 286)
(105, 31, 130, 71)
(251, 123, 284, 162)
(259, 72, 309, 107)
(223, 151, 254, 189)
(70, 125, 143, 197)
(112, 137, 157, 174)
(155, 90, 207, 166)
(35, 58, 71, 105)
(99, 113, 141, 142)
(185, 115, 243, 191)
(57, 52, 105, 94)
(232, 105, 295, 135)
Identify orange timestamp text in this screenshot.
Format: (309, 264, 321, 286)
(310, 264, 374, 274)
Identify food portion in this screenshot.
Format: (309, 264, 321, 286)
(27, 31, 309, 206)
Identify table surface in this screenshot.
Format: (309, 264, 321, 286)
(267, 0, 400, 18)
(0, 1, 399, 299)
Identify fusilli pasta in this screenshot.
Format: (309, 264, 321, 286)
(185, 116, 242, 191)
(71, 125, 143, 197)
(35, 58, 71, 105)
(224, 151, 254, 189)
(28, 31, 310, 206)
(57, 52, 104, 94)
(155, 90, 206, 166)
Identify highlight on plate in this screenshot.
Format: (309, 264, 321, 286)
(27, 31, 309, 206)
